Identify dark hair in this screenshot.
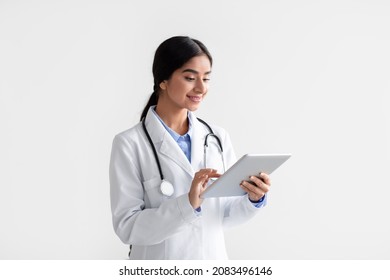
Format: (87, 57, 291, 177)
(140, 36, 213, 121)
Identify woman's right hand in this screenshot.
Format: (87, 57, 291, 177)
(188, 168, 221, 209)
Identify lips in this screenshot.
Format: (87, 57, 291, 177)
(187, 95, 202, 102)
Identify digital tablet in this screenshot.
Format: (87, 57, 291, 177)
(201, 154, 291, 198)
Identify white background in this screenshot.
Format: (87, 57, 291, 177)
(1, 0, 389, 259)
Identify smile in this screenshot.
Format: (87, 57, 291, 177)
(187, 95, 202, 102)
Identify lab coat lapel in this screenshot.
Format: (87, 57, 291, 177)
(145, 108, 194, 177)
(190, 112, 208, 172)
(159, 134, 194, 176)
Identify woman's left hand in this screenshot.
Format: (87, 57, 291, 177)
(240, 172, 271, 202)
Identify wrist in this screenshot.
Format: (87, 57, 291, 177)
(188, 193, 200, 209)
(249, 195, 265, 203)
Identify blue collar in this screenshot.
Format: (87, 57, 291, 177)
(151, 107, 192, 141)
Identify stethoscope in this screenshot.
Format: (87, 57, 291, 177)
(141, 117, 225, 197)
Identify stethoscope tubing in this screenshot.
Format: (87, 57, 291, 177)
(142, 116, 224, 196)
(142, 118, 165, 181)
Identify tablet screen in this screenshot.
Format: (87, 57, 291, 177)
(201, 154, 291, 198)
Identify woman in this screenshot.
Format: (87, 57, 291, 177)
(109, 36, 271, 259)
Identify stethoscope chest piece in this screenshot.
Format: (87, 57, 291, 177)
(160, 179, 174, 197)
(142, 115, 223, 199)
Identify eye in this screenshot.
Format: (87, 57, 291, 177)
(203, 78, 210, 82)
(185, 77, 195, 81)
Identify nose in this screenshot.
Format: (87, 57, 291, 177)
(194, 79, 207, 94)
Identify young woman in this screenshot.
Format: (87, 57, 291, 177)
(109, 36, 271, 259)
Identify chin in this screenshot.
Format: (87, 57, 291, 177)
(187, 105, 201, 112)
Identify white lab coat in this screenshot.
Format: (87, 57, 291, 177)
(109, 107, 266, 259)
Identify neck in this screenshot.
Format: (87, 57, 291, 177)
(155, 104, 189, 135)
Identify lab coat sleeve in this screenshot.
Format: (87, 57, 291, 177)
(222, 195, 267, 228)
(218, 129, 267, 228)
(109, 134, 198, 246)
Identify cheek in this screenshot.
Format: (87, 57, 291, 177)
(167, 80, 189, 95)
(173, 83, 192, 96)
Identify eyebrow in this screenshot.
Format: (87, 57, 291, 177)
(182, 69, 212, 75)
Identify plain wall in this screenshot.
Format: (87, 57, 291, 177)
(1, 0, 389, 259)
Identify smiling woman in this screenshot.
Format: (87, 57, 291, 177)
(109, 36, 271, 260)
(140, 36, 213, 123)
(156, 55, 212, 132)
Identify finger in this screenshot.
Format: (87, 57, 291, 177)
(194, 174, 208, 184)
(196, 168, 215, 175)
(196, 169, 221, 178)
(259, 172, 271, 186)
(208, 173, 221, 179)
(240, 182, 264, 199)
(249, 176, 270, 193)
(249, 176, 264, 188)
(206, 168, 219, 176)
(203, 168, 216, 173)
(202, 173, 219, 188)
(241, 180, 265, 196)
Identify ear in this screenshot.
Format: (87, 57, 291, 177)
(159, 81, 167, 90)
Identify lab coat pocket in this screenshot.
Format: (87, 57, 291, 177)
(143, 177, 163, 208)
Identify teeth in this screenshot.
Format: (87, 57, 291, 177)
(189, 96, 202, 102)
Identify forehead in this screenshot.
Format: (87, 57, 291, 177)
(178, 55, 211, 73)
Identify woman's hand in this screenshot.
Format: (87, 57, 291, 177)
(189, 168, 221, 209)
(240, 172, 271, 202)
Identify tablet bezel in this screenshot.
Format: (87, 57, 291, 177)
(201, 153, 291, 198)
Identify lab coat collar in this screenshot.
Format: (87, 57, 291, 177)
(144, 107, 202, 177)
